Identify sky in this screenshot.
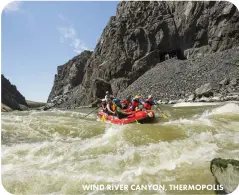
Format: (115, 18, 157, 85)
(2, 1, 119, 102)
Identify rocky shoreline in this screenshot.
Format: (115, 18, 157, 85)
(157, 77, 239, 104)
(119, 48, 239, 104)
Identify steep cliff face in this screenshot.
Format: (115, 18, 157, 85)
(47, 50, 92, 104)
(167, 1, 239, 57)
(48, 1, 239, 106)
(1, 74, 28, 110)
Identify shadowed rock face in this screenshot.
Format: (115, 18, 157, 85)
(48, 1, 239, 107)
(47, 50, 92, 104)
(1, 74, 28, 110)
(211, 158, 239, 194)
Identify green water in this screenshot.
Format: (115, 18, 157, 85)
(1, 102, 239, 194)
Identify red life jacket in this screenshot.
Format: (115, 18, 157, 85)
(143, 103, 151, 110)
(123, 100, 130, 107)
(132, 100, 139, 108)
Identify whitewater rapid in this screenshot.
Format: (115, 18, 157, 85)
(1, 103, 239, 194)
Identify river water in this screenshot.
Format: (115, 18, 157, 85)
(2, 102, 239, 194)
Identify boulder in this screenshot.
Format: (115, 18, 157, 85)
(226, 86, 235, 93)
(162, 100, 169, 104)
(43, 103, 56, 111)
(230, 78, 238, 86)
(1, 104, 12, 112)
(168, 100, 176, 104)
(211, 96, 221, 102)
(57, 98, 63, 105)
(224, 95, 239, 101)
(219, 78, 229, 86)
(210, 158, 239, 194)
(187, 94, 195, 102)
(19, 104, 29, 111)
(195, 83, 213, 97)
(198, 96, 211, 102)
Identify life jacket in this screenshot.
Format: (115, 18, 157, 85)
(131, 99, 139, 108)
(143, 103, 151, 110)
(122, 100, 130, 108)
(115, 105, 127, 119)
(111, 103, 116, 111)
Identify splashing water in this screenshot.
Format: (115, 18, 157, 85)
(2, 103, 239, 194)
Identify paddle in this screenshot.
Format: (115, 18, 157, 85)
(155, 105, 168, 119)
(101, 114, 106, 122)
(135, 119, 140, 124)
(84, 106, 99, 118)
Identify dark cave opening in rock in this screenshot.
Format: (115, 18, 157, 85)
(159, 49, 185, 62)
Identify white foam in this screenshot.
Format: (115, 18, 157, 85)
(163, 117, 212, 127)
(173, 102, 221, 107)
(208, 103, 239, 115)
(197, 103, 239, 121)
(72, 124, 126, 152)
(118, 131, 220, 183)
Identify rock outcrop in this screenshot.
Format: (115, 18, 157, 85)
(1, 74, 28, 111)
(48, 50, 92, 102)
(195, 83, 214, 98)
(210, 158, 239, 194)
(48, 1, 239, 107)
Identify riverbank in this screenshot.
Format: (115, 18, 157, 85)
(1, 100, 47, 112)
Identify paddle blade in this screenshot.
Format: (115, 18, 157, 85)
(162, 113, 167, 119)
(101, 115, 106, 122)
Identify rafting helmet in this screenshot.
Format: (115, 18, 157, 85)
(113, 98, 120, 104)
(135, 95, 140, 99)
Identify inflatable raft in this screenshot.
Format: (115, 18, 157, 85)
(98, 110, 155, 124)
